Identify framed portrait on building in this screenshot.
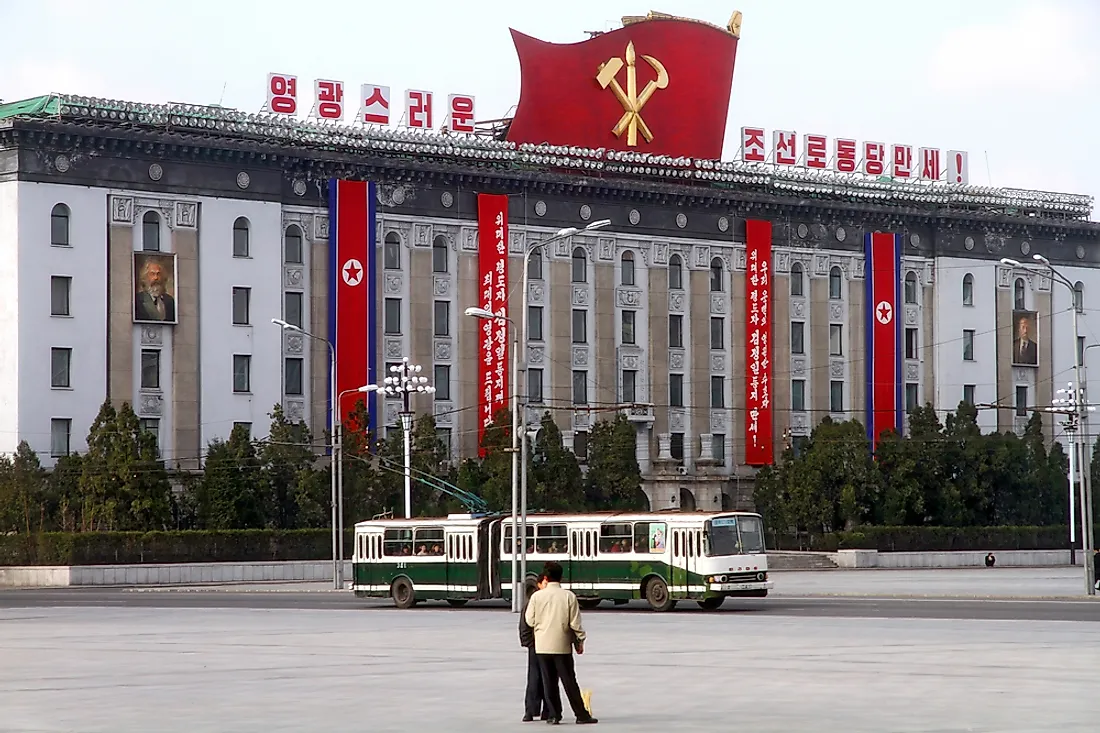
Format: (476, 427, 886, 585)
(1011, 310, 1038, 367)
(133, 252, 179, 325)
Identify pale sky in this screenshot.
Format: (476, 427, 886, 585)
(3, 0, 1098, 219)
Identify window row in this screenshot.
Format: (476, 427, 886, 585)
(789, 263, 847, 300)
(383, 234, 453, 274)
(664, 432, 727, 463)
(520, 248, 731, 292)
(502, 521, 667, 555)
(49, 416, 159, 458)
(233, 288, 304, 328)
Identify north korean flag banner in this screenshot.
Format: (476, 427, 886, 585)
(477, 194, 509, 455)
(864, 231, 902, 447)
(745, 219, 773, 465)
(328, 179, 378, 438)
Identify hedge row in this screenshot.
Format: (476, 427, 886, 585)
(2, 525, 1097, 566)
(769, 525, 1099, 553)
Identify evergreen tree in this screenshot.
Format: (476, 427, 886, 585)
(528, 412, 585, 513)
(200, 424, 265, 529)
(260, 404, 318, 529)
(584, 414, 646, 510)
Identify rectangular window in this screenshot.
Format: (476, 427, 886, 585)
(962, 329, 974, 361)
(383, 528, 413, 556)
(669, 314, 683, 348)
(1015, 385, 1028, 416)
(50, 276, 71, 316)
(233, 223, 249, 258)
(233, 422, 253, 438)
(284, 228, 303, 264)
(621, 309, 636, 345)
(284, 291, 303, 329)
(141, 349, 161, 390)
(830, 380, 844, 413)
(434, 365, 451, 401)
(711, 376, 725, 408)
(572, 309, 587, 344)
(792, 379, 806, 411)
(232, 287, 250, 326)
(905, 383, 919, 412)
(574, 431, 589, 462)
(384, 298, 401, 334)
(598, 523, 633, 553)
(710, 317, 724, 350)
(139, 418, 160, 457)
(285, 357, 303, 396)
(791, 321, 805, 354)
(670, 432, 685, 460)
(51, 209, 69, 246)
(436, 427, 452, 456)
(669, 373, 684, 407)
(434, 300, 450, 337)
(622, 369, 637, 403)
(829, 324, 843, 356)
(528, 368, 544, 404)
(51, 347, 71, 389)
(712, 434, 726, 464)
(963, 384, 976, 406)
(50, 418, 71, 457)
(528, 306, 544, 341)
(233, 354, 251, 393)
(572, 370, 588, 405)
(906, 328, 919, 359)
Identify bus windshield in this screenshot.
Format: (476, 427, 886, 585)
(706, 516, 765, 556)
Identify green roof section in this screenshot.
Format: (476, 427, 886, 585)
(0, 95, 61, 120)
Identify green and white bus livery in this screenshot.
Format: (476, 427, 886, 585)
(352, 511, 772, 612)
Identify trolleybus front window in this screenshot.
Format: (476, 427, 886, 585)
(706, 516, 765, 556)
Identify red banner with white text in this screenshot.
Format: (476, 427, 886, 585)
(745, 219, 773, 465)
(477, 194, 509, 455)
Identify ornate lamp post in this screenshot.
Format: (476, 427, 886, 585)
(380, 358, 435, 519)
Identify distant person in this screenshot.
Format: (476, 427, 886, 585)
(1093, 550, 1099, 591)
(520, 576, 549, 722)
(524, 561, 598, 725)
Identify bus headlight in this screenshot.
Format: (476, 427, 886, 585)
(757, 572, 765, 581)
(718, 575, 727, 583)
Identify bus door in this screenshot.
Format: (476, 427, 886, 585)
(358, 531, 382, 591)
(445, 529, 475, 596)
(484, 520, 500, 599)
(685, 527, 700, 594)
(568, 525, 598, 594)
(670, 527, 689, 598)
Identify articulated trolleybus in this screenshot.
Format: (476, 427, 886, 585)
(351, 511, 772, 611)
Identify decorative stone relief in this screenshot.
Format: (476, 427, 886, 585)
(669, 351, 685, 370)
(1014, 367, 1031, 382)
(905, 362, 920, 381)
(572, 347, 589, 367)
(174, 202, 198, 229)
(573, 411, 591, 430)
(791, 358, 806, 376)
(528, 282, 545, 305)
(629, 209, 641, 225)
(434, 339, 452, 361)
(579, 204, 592, 221)
(433, 277, 450, 297)
(651, 241, 669, 265)
(829, 302, 843, 321)
(384, 403, 399, 426)
(534, 200, 547, 217)
(554, 237, 571, 258)
(384, 273, 403, 294)
(717, 216, 729, 233)
(669, 410, 685, 430)
(571, 286, 589, 306)
(710, 412, 727, 432)
(694, 245, 711, 269)
(616, 288, 641, 307)
(668, 292, 685, 313)
(905, 305, 919, 325)
(814, 255, 831, 276)
(791, 414, 809, 434)
(791, 300, 806, 318)
(510, 230, 526, 255)
(1037, 275, 1051, 293)
(598, 238, 614, 261)
(735, 248, 747, 271)
(412, 223, 431, 248)
(622, 352, 641, 370)
(440, 191, 454, 208)
(384, 338, 404, 358)
(139, 394, 164, 416)
(528, 346, 545, 365)
(284, 267, 305, 289)
(110, 196, 135, 226)
(829, 360, 844, 378)
(434, 404, 454, 426)
(285, 400, 305, 422)
(236, 172, 251, 190)
(292, 180, 308, 197)
(54, 154, 71, 173)
(698, 434, 715, 461)
(923, 262, 935, 285)
(675, 212, 688, 229)
(997, 266, 1012, 288)
(711, 354, 726, 372)
(774, 251, 791, 273)
(657, 433, 672, 461)
(852, 257, 865, 280)
(314, 216, 329, 241)
(284, 333, 304, 355)
(460, 227, 478, 252)
(525, 407, 543, 426)
(711, 294, 727, 314)
(140, 326, 163, 346)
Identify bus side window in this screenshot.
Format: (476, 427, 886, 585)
(383, 529, 413, 556)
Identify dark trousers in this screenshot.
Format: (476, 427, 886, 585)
(524, 647, 545, 718)
(537, 653, 589, 721)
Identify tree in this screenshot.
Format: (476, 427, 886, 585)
(199, 423, 266, 529)
(528, 412, 585, 513)
(373, 412, 456, 517)
(0, 442, 47, 534)
(260, 404, 319, 529)
(584, 414, 646, 511)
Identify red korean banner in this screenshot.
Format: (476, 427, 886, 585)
(477, 194, 509, 455)
(745, 219, 773, 465)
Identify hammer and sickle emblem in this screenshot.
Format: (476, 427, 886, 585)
(596, 41, 669, 146)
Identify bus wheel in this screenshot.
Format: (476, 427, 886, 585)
(644, 578, 675, 612)
(578, 598, 602, 610)
(698, 597, 725, 610)
(446, 599, 468, 608)
(391, 578, 415, 609)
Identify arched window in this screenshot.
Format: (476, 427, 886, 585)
(709, 257, 724, 292)
(790, 262, 804, 297)
(571, 247, 587, 283)
(1014, 278, 1025, 311)
(527, 249, 543, 281)
(1074, 281, 1084, 313)
(962, 273, 974, 306)
(904, 272, 918, 304)
(284, 226, 303, 265)
(232, 216, 250, 258)
(50, 204, 70, 246)
(829, 266, 843, 300)
(142, 211, 161, 252)
(383, 232, 401, 270)
(432, 234, 448, 273)
(668, 254, 683, 290)
(621, 251, 635, 286)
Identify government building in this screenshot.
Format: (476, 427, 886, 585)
(1, 23, 1098, 511)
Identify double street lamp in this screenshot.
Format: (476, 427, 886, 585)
(465, 217, 611, 613)
(379, 358, 435, 519)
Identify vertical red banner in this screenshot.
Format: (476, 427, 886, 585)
(864, 231, 902, 448)
(476, 194, 509, 455)
(745, 219, 773, 465)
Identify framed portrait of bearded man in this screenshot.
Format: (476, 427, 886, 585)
(133, 252, 178, 325)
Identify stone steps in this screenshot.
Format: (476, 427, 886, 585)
(767, 552, 839, 571)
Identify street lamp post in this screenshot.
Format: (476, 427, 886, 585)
(272, 318, 341, 590)
(379, 358, 435, 519)
(337, 384, 380, 583)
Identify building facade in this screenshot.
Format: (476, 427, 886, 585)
(1, 95, 1098, 512)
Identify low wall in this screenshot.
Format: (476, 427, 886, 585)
(831, 549, 1079, 569)
(0, 560, 353, 588)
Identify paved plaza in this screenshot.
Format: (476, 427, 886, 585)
(1, 590, 1098, 733)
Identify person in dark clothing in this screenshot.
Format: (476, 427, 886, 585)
(1093, 550, 1099, 591)
(520, 576, 549, 722)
